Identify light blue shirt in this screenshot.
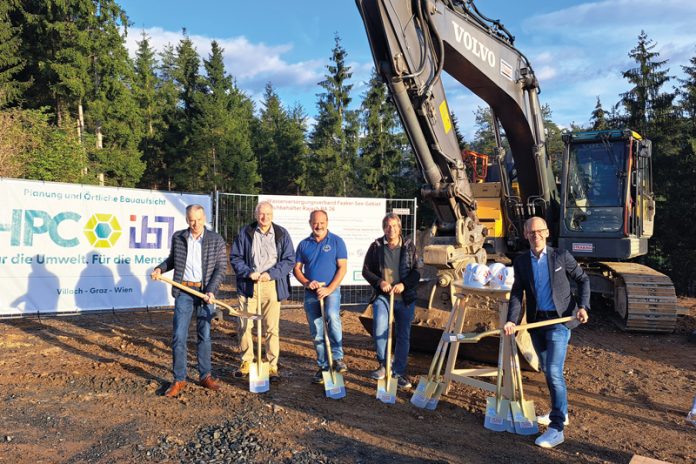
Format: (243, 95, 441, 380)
(183, 230, 203, 282)
(531, 247, 555, 311)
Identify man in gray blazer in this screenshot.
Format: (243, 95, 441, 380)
(504, 216, 589, 448)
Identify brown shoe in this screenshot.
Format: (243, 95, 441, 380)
(164, 380, 186, 397)
(199, 374, 220, 391)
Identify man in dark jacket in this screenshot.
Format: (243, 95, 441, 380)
(362, 213, 420, 390)
(504, 216, 589, 448)
(152, 204, 227, 397)
(229, 201, 295, 382)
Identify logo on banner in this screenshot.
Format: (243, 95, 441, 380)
(0, 209, 174, 249)
(83, 214, 122, 248)
(129, 215, 175, 249)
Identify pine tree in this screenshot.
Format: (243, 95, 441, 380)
(589, 97, 609, 130)
(620, 31, 675, 137)
(0, 0, 27, 107)
(84, 1, 144, 186)
(152, 43, 180, 189)
(163, 32, 204, 191)
(358, 69, 416, 197)
(305, 34, 356, 196)
(620, 31, 682, 288)
(254, 83, 306, 194)
(134, 32, 166, 189)
(192, 40, 259, 193)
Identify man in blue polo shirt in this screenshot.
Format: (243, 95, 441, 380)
(293, 209, 348, 384)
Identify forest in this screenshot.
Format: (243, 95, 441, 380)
(1, 1, 695, 294)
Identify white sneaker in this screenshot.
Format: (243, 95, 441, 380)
(537, 412, 569, 426)
(535, 428, 564, 448)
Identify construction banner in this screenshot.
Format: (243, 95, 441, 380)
(0, 178, 211, 315)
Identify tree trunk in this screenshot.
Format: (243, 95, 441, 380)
(77, 101, 84, 144)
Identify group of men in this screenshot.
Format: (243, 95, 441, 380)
(152, 202, 420, 395)
(152, 204, 589, 450)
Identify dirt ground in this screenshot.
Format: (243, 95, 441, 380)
(1, 281, 695, 464)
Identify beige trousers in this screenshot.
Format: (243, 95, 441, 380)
(238, 280, 281, 368)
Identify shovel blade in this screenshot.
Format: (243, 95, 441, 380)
(322, 371, 346, 399)
(249, 361, 270, 393)
(483, 397, 508, 432)
(510, 401, 537, 435)
(511, 399, 538, 435)
(376, 376, 398, 404)
(424, 382, 445, 410)
(495, 399, 514, 433)
(410, 377, 436, 408)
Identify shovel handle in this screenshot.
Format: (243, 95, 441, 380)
(385, 292, 395, 391)
(317, 284, 336, 382)
(256, 281, 263, 376)
(155, 275, 258, 319)
(453, 315, 575, 342)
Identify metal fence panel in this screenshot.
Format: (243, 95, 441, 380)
(215, 193, 417, 309)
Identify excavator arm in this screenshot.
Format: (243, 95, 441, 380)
(356, 0, 560, 268)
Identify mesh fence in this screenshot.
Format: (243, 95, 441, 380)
(215, 193, 417, 308)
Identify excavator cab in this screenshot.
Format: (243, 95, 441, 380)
(558, 129, 655, 260)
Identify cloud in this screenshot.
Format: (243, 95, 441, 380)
(514, 0, 696, 127)
(124, 27, 323, 93)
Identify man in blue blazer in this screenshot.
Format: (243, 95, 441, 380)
(504, 216, 589, 448)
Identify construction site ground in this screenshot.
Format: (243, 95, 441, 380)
(1, 282, 695, 464)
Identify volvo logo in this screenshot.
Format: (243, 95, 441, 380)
(452, 22, 496, 68)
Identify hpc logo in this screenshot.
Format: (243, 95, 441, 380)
(83, 214, 122, 248)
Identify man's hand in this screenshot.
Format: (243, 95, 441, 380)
(379, 280, 392, 293)
(503, 321, 516, 336)
(391, 283, 405, 295)
(306, 280, 321, 290)
(258, 272, 271, 282)
(250, 272, 261, 281)
(577, 307, 589, 324)
(316, 286, 333, 299)
(204, 292, 214, 304)
(151, 268, 161, 280)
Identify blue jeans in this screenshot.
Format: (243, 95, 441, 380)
(304, 289, 343, 369)
(372, 295, 415, 375)
(172, 292, 214, 381)
(530, 323, 571, 432)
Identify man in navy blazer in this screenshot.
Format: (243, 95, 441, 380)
(504, 216, 589, 448)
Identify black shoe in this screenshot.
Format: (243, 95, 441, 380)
(312, 369, 325, 384)
(333, 359, 348, 374)
(396, 374, 412, 390)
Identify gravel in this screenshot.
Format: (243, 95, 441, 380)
(139, 400, 337, 463)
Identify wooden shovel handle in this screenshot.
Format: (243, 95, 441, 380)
(454, 315, 575, 342)
(155, 275, 259, 320)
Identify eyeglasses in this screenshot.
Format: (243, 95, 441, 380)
(527, 229, 548, 236)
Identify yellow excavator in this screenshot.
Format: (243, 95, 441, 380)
(354, 0, 678, 354)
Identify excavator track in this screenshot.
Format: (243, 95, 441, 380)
(599, 262, 677, 332)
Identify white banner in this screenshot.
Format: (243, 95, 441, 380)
(259, 194, 386, 285)
(0, 178, 211, 315)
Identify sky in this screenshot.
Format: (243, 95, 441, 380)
(118, 0, 696, 138)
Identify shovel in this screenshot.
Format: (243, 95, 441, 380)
(509, 333, 538, 435)
(377, 292, 398, 404)
(484, 330, 512, 432)
(156, 276, 259, 320)
(319, 294, 346, 399)
(249, 282, 269, 394)
(410, 306, 458, 409)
